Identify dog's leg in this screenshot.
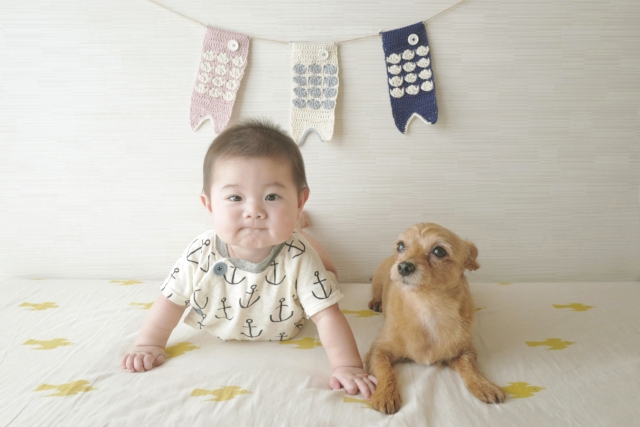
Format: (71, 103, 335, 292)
(365, 345, 402, 414)
(369, 256, 394, 312)
(448, 351, 505, 404)
(368, 278, 384, 312)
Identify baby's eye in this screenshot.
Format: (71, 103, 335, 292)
(397, 241, 406, 252)
(265, 194, 279, 201)
(228, 195, 242, 202)
(432, 246, 447, 258)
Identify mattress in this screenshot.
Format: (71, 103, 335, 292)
(1, 279, 638, 426)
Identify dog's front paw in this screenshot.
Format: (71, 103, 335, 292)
(469, 380, 506, 404)
(371, 386, 402, 414)
(368, 299, 382, 313)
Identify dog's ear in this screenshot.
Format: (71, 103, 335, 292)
(465, 242, 480, 271)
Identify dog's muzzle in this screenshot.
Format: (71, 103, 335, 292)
(397, 261, 416, 277)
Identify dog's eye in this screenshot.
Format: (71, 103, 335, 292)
(432, 246, 447, 258)
(397, 241, 406, 252)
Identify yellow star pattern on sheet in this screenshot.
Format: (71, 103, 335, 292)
(19, 302, 58, 311)
(23, 338, 73, 350)
(501, 382, 545, 398)
(344, 396, 373, 408)
(130, 302, 154, 310)
(191, 386, 251, 401)
(111, 280, 144, 286)
(35, 380, 96, 397)
(279, 336, 322, 349)
(165, 342, 200, 358)
(552, 303, 594, 312)
(526, 338, 574, 350)
(341, 309, 380, 318)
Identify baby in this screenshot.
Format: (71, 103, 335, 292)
(122, 119, 377, 399)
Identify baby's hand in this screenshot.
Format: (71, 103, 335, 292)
(121, 345, 166, 373)
(329, 366, 378, 400)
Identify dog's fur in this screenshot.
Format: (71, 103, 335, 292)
(365, 223, 505, 414)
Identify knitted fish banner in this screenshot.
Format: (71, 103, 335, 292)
(381, 22, 438, 133)
(290, 42, 339, 144)
(190, 27, 250, 133)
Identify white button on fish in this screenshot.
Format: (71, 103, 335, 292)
(227, 40, 239, 51)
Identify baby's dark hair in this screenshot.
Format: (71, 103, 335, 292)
(202, 119, 308, 198)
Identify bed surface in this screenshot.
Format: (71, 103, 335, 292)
(1, 278, 639, 426)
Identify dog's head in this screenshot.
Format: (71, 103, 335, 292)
(390, 222, 479, 289)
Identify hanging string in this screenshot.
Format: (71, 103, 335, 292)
(145, 0, 469, 45)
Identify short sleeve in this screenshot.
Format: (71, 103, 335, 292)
(289, 232, 343, 318)
(160, 230, 217, 307)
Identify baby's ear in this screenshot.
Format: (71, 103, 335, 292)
(464, 242, 480, 271)
(201, 192, 213, 214)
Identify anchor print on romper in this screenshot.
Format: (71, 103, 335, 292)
(270, 298, 295, 323)
(284, 238, 306, 259)
(215, 297, 234, 320)
(239, 284, 260, 308)
(224, 265, 246, 285)
(311, 271, 333, 300)
(240, 319, 263, 338)
(160, 268, 180, 292)
(277, 332, 289, 341)
(186, 238, 214, 273)
(266, 261, 286, 285)
(192, 289, 209, 329)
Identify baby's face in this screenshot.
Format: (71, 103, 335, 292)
(206, 156, 305, 253)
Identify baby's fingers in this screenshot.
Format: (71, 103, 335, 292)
(123, 354, 138, 372)
(143, 353, 156, 371)
(144, 353, 165, 370)
(368, 375, 378, 386)
(353, 377, 375, 400)
(133, 354, 147, 372)
(121, 353, 130, 369)
(329, 376, 342, 391)
(123, 354, 137, 372)
(341, 378, 359, 396)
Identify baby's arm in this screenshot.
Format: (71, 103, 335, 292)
(311, 304, 377, 399)
(295, 212, 338, 279)
(121, 295, 186, 373)
(297, 229, 338, 279)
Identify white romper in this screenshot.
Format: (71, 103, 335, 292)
(160, 229, 343, 341)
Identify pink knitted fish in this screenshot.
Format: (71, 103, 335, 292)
(190, 27, 250, 133)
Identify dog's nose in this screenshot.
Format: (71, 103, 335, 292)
(397, 262, 415, 276)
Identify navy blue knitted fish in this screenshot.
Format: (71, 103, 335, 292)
(381, 22, 438, 133)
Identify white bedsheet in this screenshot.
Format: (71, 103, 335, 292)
(1, 279, 639, 426)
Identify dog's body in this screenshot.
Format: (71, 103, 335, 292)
(365, 223, 505, 414)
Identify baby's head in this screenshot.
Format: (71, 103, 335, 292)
(201, 119, 310, 255)
(202, 119, 308, 200)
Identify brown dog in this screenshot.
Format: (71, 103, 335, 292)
(365, 223, 505, 414)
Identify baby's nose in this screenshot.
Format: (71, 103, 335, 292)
(244, 201, 265, 218)
(397, 262, 415, 276)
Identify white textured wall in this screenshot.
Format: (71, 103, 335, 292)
(1, 0, 639, 283)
